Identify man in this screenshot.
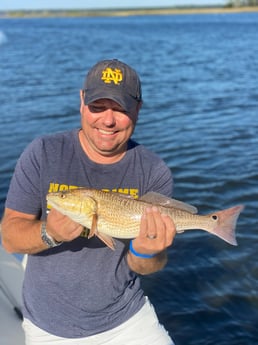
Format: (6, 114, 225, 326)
(1, 59, 176, 345)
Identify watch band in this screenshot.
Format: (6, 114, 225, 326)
(40, 222, 63, 248)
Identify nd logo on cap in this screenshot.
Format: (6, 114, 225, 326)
(101, 68, 123, 85)
(83, 59, 142, 114)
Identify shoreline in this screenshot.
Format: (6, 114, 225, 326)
(1, 6, 258, 19)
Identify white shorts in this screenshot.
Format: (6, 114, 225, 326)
(23, 297, 175, 345)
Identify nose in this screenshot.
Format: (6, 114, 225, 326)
(102, 109, 116, 126)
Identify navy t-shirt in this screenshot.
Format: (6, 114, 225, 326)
(5, 129, 173, 338)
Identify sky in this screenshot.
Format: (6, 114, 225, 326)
(0, 1, 226, 11)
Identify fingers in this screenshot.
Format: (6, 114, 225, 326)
(46, 208, 83, 242)
(141, 207, 175, 240)
(140, 207, 159, 239)
(133, 206, 176, 255)
(160, 213, 176, 246)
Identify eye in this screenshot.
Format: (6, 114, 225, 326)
(88, 104, 106, 113)
(212, 215, 218, 220)
(60, 193, 66, 199)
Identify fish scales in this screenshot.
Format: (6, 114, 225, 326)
(46, 188, 244, 247)
(82, 189, 146, 237)
(85, 189, 224, 237)
(78, 189, 199, 237)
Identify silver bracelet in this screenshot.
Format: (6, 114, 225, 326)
(40, 221, 63, 248)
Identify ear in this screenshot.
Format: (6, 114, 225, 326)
(80, 90, 84, 102)
(80, 90, 85, 114)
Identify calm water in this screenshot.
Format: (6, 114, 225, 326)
(1, 13, 258, 344)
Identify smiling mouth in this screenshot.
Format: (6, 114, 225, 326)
(98, 129, 117, 135)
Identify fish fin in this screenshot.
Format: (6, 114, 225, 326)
(206, 205, 244, 246)
(88, 213, 98, 238)
(96, 233, 116, 250)
(87, 211, 116, 250)
(140, 192, 198, 214)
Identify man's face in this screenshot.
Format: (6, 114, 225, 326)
(80, 93, 140, 161)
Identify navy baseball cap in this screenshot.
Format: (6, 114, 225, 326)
(83, 59, 142, 113)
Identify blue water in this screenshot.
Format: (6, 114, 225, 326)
(1, 12, 258, 344)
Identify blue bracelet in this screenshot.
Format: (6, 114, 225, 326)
(129, 240, 156, 259)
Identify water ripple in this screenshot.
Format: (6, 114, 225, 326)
(1, 14, 258, 345)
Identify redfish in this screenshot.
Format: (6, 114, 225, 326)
(47, 188, 244, 249)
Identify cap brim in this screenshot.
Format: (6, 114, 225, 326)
(84, 88, 138, 114)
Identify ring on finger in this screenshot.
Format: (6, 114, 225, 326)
(147, 234, 157, 239)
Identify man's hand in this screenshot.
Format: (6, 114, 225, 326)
(127, 207, 177, 275)
(46, 208, 84, 243)
(132, 206, 176, 255)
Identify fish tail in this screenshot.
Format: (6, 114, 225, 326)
(208, 205, 244, 246)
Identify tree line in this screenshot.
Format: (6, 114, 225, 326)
(226, 0, 258, 6)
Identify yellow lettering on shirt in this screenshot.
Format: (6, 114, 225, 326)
(47, 183, 139, 211)
(47, 183, 139, 238)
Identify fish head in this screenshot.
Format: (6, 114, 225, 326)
(46, 189, 97, 227)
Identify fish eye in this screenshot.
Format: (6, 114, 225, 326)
(60, 193, 66, 199)
(212, 215, 218, 220)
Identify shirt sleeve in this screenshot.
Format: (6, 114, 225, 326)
(5, 138, 43, 217)
(135, 144, 173, 198)
(148, 159, 173, 198)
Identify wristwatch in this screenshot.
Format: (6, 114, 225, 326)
(40, 222, 63, 248)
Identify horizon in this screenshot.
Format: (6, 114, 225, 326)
(0, 0, 226, 11)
